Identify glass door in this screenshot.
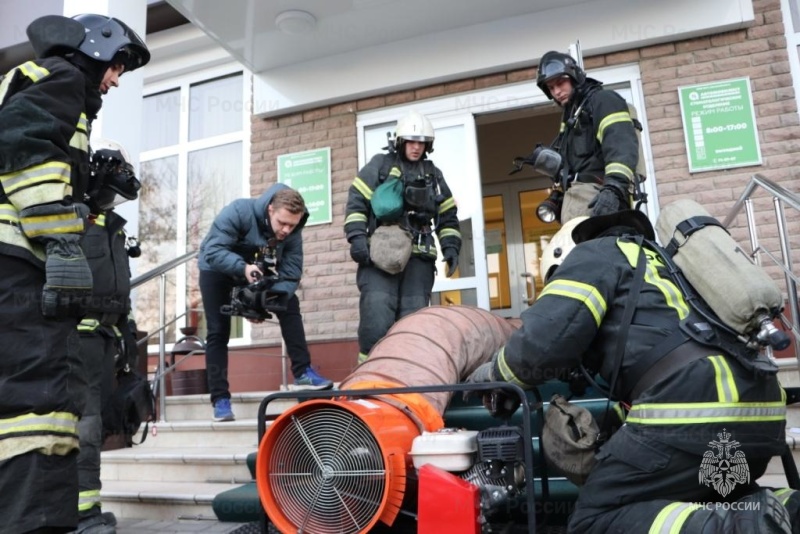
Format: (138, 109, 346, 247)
(482, 182, 559, 318)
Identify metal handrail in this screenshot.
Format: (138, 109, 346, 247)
(722, 174, 800, 370)
(130, 250, 199, 422)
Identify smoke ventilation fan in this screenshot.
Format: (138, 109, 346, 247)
(257, 399, 421, 533)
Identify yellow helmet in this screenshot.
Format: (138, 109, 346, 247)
(539, 216, 588, 284)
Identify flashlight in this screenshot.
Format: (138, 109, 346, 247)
(536, 189, 564, 223)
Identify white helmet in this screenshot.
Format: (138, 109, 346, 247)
(395, 111, 435, 154)
(539, 216, 588, 284)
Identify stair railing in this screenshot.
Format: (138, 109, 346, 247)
(722, 174, 800, 370)
(130, 250, 198, 422)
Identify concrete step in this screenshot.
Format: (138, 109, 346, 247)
(132, 419, 263, 449)
(102, 446, 255, 485)
(161, 391, 298, 422)
(101, 480, 242, 522)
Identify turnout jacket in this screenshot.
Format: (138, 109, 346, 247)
(556, 79, 638, 195)
(198, 183, 309, 297)
(495, 235, 786, 457)
(0, 57, 100, 266)
(344, 152, 462, 260)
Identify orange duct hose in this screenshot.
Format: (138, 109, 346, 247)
(340, 305, 519, 416)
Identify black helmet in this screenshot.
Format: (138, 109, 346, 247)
(26, 14, 150, 73)
(88, 139, 141, 211)
(536, 51, 585, 101)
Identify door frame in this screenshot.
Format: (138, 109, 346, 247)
(356, 62, 653, 312)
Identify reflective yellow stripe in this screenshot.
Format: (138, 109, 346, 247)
(0, 204, 45, 260)
(345, 213, 368, 225)
(438, 197, 456, 213)
(773, 488, 796, 505)
(0, 411, 79, 437)
(708, 355, 738, 403)
(69, 128, 88, 153)
(597, 111, 632, 143)
(20, 210, 84, 237)
(604, 162, 634, 181)
(78, 489, 102, 512)
(496, 346, 529, 388)
(387, 166, 402, 178)
(78, 318, 101, 332)
(627, 401, 786, 425)
(438, 228, 461, 240)
(649, 502, 696, 534)
(617, 241, 689, 320)
(352, 177, 373, 200)
(18, 61, 50, 83)
(1, 160, 70, 196)
(94, 214, 107, 227)
(539, 279, 606, 326)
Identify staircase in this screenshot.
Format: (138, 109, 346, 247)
(99, 390, 295, 522)
(99, 372, 800, 527)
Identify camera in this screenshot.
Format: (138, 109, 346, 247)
(220, 253, 289, 320)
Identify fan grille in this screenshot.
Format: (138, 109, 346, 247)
(268, 406, 386, 533)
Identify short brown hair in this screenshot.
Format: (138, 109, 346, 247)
(270, 187, 305, 215)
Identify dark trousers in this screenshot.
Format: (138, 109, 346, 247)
(76, 331, 116, 519)
(356, 255, 435, 355)
(568, 424, 777, 533)
(199, 269, 312, 404)
(0, 256, 83, 533)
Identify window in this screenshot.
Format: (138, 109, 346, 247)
(137, 71, 249, 344)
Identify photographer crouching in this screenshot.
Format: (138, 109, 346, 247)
(198, 184, 333, 422)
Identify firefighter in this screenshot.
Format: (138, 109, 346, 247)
(0, 14, 148, 533)
(466, 210, 793, 533)
(536, 51, 640, 223)
(74, 140, 141, 534)
(345, 111, 462, 364)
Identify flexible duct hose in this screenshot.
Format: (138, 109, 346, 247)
(340, 305, 519, 419)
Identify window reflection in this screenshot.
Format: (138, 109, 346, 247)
(135, 156, 179, 342)
(189, 74, 244, 141)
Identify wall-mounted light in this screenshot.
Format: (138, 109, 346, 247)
(275, 10, 317, 35)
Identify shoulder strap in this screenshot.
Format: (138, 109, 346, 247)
(664, 215, 727, 256)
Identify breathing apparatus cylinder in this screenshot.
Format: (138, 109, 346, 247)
(655, 199, 786, 346)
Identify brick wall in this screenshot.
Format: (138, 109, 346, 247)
(250, 0, 799, 345)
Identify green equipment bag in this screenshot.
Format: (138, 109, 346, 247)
(371, 177, 405, 223)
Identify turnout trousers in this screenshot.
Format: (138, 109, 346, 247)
(0, 255, 84, 533)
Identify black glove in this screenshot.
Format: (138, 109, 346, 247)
(443, 247, 459, 277)
(482, 389, 521, 419)
(42, 237, 93, 318)
(349, 235, 371, 265)
(588, 183, 627, 217)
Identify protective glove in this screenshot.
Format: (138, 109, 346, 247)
(443, 247, 459, 277)
(482, 389, 521, 419)
(42, 237, 93, 318)
(588, 183, 627, 217)
(349, 235, 371, 266)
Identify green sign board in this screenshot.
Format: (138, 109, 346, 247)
(678, 77, 761, 172)
(277, 147, 332, 226)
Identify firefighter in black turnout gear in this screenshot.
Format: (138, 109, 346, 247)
(0, 14, 148, 533)
(74, 140, 141, 534)
(467, 210, 796, 533)
(345, 111, 462, 364)
(537, 51, 640, 223)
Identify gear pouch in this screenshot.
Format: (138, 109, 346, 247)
(371, 177, 405, 223)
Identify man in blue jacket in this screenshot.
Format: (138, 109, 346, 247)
(198, 184, 333, 422)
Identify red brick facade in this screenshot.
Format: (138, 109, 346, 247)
(250, 0, 800, 347)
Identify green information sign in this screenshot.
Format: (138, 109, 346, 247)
(277, 147, 332, 226)
(678, 77, 761, 172)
